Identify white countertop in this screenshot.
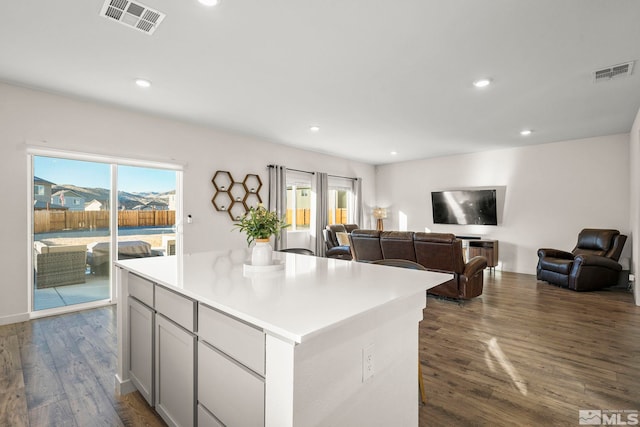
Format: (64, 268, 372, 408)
(116, 250, 452, 344)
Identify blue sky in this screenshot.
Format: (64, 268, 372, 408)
(34, 156, 176, 193)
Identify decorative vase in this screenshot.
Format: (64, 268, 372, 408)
(251, 238, 273, 266)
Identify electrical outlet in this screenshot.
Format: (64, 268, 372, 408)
(362, 344, 375, 382)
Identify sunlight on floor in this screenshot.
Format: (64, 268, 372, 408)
(484, 336, 528, 396)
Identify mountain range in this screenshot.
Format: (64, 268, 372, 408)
(53, 184, 175, 210)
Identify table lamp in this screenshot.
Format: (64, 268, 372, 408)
(373, 207, 387, 231)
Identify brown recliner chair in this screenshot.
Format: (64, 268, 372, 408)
(537, 229, 627, 291)
(323, 224, 358, 260)
(413, 233, 487, 299)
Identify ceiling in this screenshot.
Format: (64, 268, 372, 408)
(1, 1, 640, 165)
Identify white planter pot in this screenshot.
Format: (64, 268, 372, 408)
(251, 239, 273, 266)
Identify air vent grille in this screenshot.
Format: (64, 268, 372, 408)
(593, 61, 635, 83)
(100, 0, 165, 35)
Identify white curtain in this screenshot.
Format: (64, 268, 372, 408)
(314, 172, 329, 256)
(268, 165, 288, 250)
(353, 177, 363, 227)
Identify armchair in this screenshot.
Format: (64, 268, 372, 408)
(537, 228, 627, 291)
(323, 224, 358, 260)
(34, 242, 87, 288)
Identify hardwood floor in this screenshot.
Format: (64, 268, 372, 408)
(0, 306, 165, 427)
(420, 271, 640, 426)
(0, 271, 637, 426)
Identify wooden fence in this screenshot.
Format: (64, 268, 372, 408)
(285, 208, 347, 227)
(34, 210, 176, 233)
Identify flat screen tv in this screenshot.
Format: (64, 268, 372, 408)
(431, 189, 498, 225)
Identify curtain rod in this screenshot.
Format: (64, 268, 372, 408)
(328, 174, 357, 181)
(267, 165, 356, 181)
(267, 165, 314, 175)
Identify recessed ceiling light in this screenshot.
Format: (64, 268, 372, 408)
(520, 129, 533, 136)
(309, 126, 320, 133)
(390, 151, 398, 155)
(473, 78, 492, 88)
(198, 0, 220, 6)
(135, 78, 151, 88)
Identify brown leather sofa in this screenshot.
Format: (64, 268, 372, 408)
(349, 230, 488, 299)
(537, 228, 627, 291)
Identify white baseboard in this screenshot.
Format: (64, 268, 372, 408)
(0, 312, 30, 326)
(115, 374, 136, 396)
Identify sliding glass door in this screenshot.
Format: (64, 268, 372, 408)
(116, 165, 177, 264)
(32, 155, 178, 313)
(32, 157, 112, 311)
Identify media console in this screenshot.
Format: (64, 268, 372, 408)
(457, 237, 499, 272)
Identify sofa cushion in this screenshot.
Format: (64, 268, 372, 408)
(539, 257, 573, 275)
(34, 242, 87, 254)
(414, 232, 465, 274)
(349, 230, 383, 261)
(380, 231, 416, 261)
(574, 228, 617, 253)
(336, 232, 350, 246)
(46, 244, 87, 254)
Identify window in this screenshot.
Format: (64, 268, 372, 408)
(34, 184, 45, 196)
(327, 176, 355, 225)
(286, 171, 312, 231)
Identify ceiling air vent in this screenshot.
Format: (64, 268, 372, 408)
(593, 61, 635, 83)
(100, 0, 165, 35)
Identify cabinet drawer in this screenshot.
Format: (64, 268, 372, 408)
(128, 273, 154, 307)
(199, 304, 265, 375)
(155, 285, 196, 332)
(198, 341, 264, 427)
(198, 404, 224, 427)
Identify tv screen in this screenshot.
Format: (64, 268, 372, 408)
(431, 189, 498, 225)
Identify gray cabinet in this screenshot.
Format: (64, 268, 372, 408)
(126, 272, 196, 427)
(198, 304, 265, 427)
(155, 314, 196, 427)
(128, 296, 154, 406)
(198, 341, 264, 427)
(126, 273, 268, 427)
(197, 404, 224, 427)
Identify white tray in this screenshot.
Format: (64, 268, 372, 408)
(243, 259, 285, 274)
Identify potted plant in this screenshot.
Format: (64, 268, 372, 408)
(234, 205, 289, 266)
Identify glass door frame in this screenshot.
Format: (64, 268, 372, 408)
(26, 147, 183, 319)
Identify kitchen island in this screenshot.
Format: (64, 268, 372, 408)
(115, 250, 451, 427)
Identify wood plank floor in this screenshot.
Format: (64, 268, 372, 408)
(0, 306, 166, 427)
(420, 271, 640, 426)
(0, 271, 638, 426)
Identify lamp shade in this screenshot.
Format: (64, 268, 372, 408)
(373, 207, 387, 219)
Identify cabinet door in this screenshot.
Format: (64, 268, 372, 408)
(155, 314, 195, 427)
(198, 404, 224, 427)
(198, 341, 265, 427)
(128, 297, 154, 406)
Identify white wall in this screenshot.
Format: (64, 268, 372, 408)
(375, 134, 631, 275)
(0, 82, 376, 322)
(629, 108, 640, 306)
